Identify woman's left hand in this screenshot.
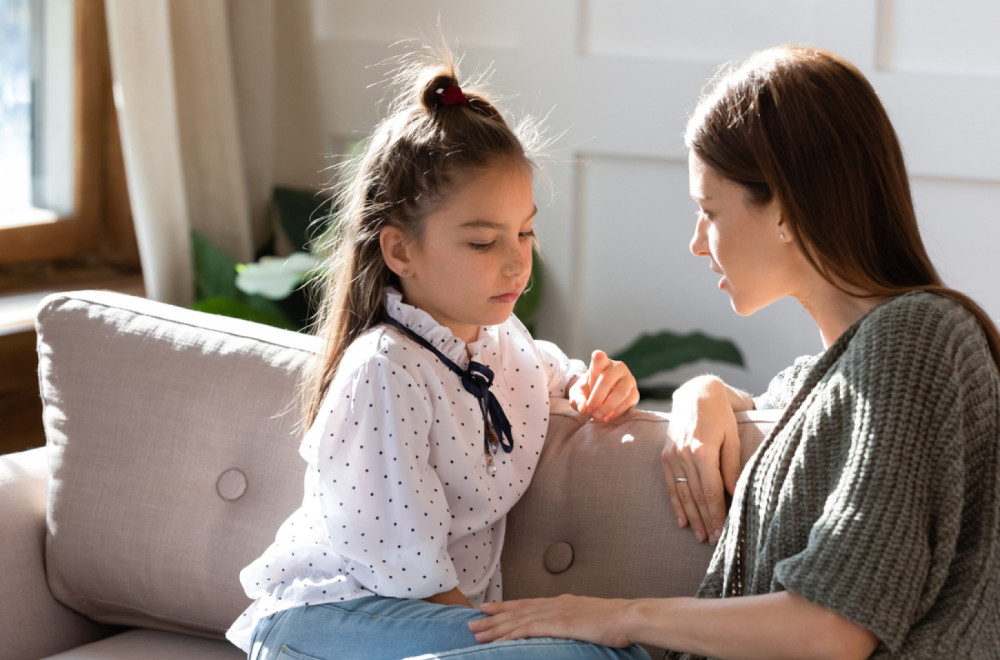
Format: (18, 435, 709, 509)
(469, 595, 634, 647)
(569, 351, 640, 423)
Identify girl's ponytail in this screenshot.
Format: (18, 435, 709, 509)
(300, 41, 541, 429)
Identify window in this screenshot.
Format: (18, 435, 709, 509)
(1, 0, 75, 228)
(0, 0, 138, 272)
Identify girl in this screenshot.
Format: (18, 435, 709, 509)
(226, 45, 646, 660)
(471, 45, 1000, 658)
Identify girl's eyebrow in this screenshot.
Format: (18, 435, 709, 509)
(460, 207, 538, 230)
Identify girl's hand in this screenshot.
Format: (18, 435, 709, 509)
(663, 375, 747, 544)
(470, 596, 634, 647)
(568, 350, 639, 423)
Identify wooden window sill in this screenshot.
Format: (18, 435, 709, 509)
(0, 269, 145, 336)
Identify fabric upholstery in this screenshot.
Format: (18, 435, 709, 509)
(23, 289, 780, 658)
(0, 448, 117, 659)
(36, 291, 318, 637)
(503, 403, 773, 602)
(43, 629, 242, 659)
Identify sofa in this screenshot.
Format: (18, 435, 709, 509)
(0, 290, 780, 659)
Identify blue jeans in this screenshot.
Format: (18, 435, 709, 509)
(249, 596, 651, 660)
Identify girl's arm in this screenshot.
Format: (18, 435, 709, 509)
(424, 587, 473, 608)
(471, 591, 878, 660)
(664, 375, 753, 544)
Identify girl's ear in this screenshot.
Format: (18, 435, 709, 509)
(380, 225, 412, 276)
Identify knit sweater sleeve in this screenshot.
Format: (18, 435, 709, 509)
(772, 295, 986, 652)
(753, 354, 820, 410)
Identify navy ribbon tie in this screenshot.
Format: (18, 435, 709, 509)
(461, 361, 515, 455)
(384, 317, 514, 462)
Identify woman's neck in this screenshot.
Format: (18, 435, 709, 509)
(797, 281, 884, 349)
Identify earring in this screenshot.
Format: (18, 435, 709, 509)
(779, 232, 786, 240)
(400, 270, 408, 277)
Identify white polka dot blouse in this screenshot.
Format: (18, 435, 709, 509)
(226, 288, 585, 652)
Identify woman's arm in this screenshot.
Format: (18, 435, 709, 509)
(471, 591, 878, 660)
(664, 375, 754, 543)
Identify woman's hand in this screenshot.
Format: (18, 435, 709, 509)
(664, 375, 751, 544)
(569, 350, 640, 423)
(470, 595, 634, 647)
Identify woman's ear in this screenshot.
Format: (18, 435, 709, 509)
(380, 225, 412, 277)
(769, 199, 791, 242)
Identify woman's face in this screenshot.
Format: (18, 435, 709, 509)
(688, 152, 795, 316)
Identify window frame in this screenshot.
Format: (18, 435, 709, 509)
(0, 0, 136, 268)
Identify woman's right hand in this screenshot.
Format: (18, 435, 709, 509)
(663, 375, 748, 544)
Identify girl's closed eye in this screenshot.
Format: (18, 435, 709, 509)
(470, 240, 496, 251)
(519, 229, 536, 240)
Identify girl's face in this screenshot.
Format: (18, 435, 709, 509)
(688, 152, 795, 316)
(398, 161, 536, 344)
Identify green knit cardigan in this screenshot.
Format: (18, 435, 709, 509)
(668, 292, 1000, 659)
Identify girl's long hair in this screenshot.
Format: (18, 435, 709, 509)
(301, 43, 540, 428)
(685, 45, 1000, 366)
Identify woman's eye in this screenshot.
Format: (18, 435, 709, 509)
(518, 230, 536, 240)
(470, 241, 495, 251)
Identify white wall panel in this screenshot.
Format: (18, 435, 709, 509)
(583, 0, 820, 61)
(311, 0, 520, 48)
(913, 176, 1000, 317)
(877, 0, 1000, 76)
(306, 0, 1000, 396)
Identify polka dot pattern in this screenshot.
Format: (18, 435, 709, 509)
(228, 289, 586, 649)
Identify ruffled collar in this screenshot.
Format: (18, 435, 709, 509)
(383, 288, 499, 367)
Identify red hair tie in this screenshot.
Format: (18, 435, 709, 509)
(436, 86, 467, 106)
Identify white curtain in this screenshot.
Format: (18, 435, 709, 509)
(104, 0, 322, 305)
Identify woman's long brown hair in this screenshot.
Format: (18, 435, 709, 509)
(685, 45, 1000, 367)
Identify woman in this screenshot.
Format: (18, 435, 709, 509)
(468, 45, 1000, 659)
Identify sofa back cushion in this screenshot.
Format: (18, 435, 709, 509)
(502, 402, 776, 605)
(37, 291, 317, 637)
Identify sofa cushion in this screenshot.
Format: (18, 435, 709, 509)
(36, 291, 317, 638)
(43, 629, 242, 659)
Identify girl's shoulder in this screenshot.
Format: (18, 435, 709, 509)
(334, 324, 424, 385)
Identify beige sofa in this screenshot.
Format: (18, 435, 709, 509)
(0, 290, 779, 659)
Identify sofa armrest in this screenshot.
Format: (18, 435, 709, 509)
(0, 447, 117, 659)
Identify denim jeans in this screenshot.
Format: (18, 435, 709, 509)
(249, 596, 651, 660)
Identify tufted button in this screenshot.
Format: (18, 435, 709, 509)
(217, 468, 248, 501)
(542, 541, 574, 574)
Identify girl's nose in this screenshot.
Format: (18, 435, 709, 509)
(505, 243, 531, 278)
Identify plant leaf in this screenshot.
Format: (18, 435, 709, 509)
(235, 252, 320, 300)
(637, 383, 679, 401)
(612, 330, 744, 381)
(272, 187, 333, 252)
(513, 247, 543, 334)
(191, 231, 239, 301)
(192, 297, 296, 330)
